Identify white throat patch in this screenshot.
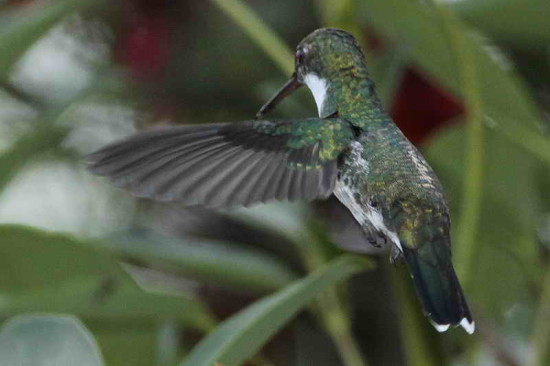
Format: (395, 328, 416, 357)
(303, 73, 328, 116)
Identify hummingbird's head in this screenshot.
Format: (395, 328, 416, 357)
(294, 28, 366, 84)
(257, 28, 369, 118)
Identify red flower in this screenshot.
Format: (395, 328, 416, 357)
(391, 69, 464, 145)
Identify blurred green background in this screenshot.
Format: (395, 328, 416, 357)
(0, 0, 549, 365)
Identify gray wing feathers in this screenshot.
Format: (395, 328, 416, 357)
(87, 123, 338, 208)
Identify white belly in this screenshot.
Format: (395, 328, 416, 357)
(333, 180, 402, 252)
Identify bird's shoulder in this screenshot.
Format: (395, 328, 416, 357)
(248, 117, 355, 160)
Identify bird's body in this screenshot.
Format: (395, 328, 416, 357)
(88, 28, 473, 333)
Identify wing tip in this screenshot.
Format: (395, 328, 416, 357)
(84, 149, 119, 176)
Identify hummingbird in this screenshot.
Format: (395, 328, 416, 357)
(87, 28, 474, 334)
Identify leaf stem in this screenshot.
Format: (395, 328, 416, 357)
(430, 1, 484, 288)
(210, 0, 294, 75)
(299, 231, 370, 366)
(495, 122, 550, 166)
(318, 288, 368, 366)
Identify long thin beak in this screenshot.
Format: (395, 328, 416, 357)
(256, 73, 302, 119)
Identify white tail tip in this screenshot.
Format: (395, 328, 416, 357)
(429, 320, 450, 332)
(460, 318, 475, 334)
(429, 318, 475, 334)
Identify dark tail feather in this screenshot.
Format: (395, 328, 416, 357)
(401, 246, 474, 334)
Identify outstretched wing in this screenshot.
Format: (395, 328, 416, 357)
(87, 118, 354, 208)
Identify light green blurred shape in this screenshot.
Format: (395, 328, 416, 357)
(0, 314, 104, 366)
(451, 0, 550, 48)
(0, 0, 100, 81)
(181, 255, 370, 366)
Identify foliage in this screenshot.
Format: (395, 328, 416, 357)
(0, 0, 548, 365)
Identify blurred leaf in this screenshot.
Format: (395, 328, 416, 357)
(0, 279, 214, 332)
(89, 322, 163, 366)
(317, 0, 362, 42)
(362, 0, 546, 324)
(427, 124, 543, 239)
(156, 321, 181, 366)
(211, 0, 294, 75)
(452, 0, 550, 48)
(359, 0, 549, 163)
(0, 314, 104, 366)
(230, 205, 368, 366)
(98, 230, 298, 293)
(370, 43, 410, 105)
(230, 203, 312, 248)
(529, 266, 550, 366)
(426, 126, 541, 318)
(181, 255, 370, 366)
(0, 70, 110, 196)
(0, 0, 101, 81)
(0, 125, 66, 193)
(493, 121, 550, 166)
(0, 225, 125, 290)
(316, 288, 368, 366)
(293, 319, 344, 366)
(430, 1, 485, 287)
(0, 225, 214, 331)
(230, 203, 332, 272)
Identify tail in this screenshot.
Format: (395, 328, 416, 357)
(401, 245, 474, 334)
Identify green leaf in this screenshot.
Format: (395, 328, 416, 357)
(181, 255, 370, 366)
(359, 0, 549, 163)
(425, 126, 541, 318)
(293, 319, 344, 366)
(0, 66, 123, 196)
(98, 231, 298, 293)
(229, 203, 312, 248)
(230, 205, 369, 366)
(0, 225, 214, 331)
(452, 0, 550, 48)
(229, 203, 332, 272)
(89, 322, 159, 366)
(0, 125, 67, 194)
(210, 0, 294, 75)
(0, 279, 214, 332)
(317, 0, 363, 45)
(427, 1, 485, 287)
(370, 43, 410, 105)
(0, 225, 125, 290)
(0, 0, 101, 81)
(0, 314, 104, 366)
(530, 266, 550, 366)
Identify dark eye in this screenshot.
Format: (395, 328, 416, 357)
(295, 49, 305, 63)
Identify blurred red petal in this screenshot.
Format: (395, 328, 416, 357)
(391, 69, 464, 145)
(116, 16, 171, 80)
